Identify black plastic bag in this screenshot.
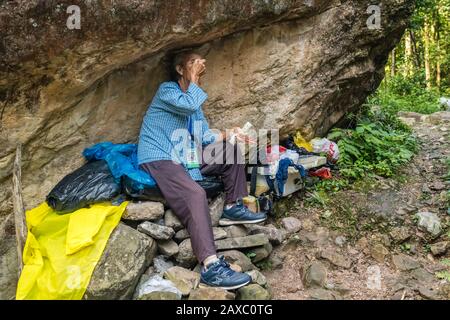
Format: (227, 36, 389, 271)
(282, 135, 317, 156)
(46, 160, 121, 213)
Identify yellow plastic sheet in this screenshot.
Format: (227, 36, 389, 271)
(294, 132, 313, 152)
(16, 201, 128, 300)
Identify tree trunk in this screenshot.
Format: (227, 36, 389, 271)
(436, 59, 441, 89)
(435, 5, 441, 89)
(12, 144, 27, 276)
(409, 30, 420, 68)
(424, 19, 431, 89)
(404, 30, 413, 76)
(390, 48, 396, 78)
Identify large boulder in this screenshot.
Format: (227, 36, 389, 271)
(0, 0, 414, 222)
(83, 223, 157, 300)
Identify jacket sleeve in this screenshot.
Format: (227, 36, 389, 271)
(157, 82, 208, 116)
(197, 109, 219, 145)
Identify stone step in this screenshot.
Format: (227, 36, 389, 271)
(122, 201, 165, 221)
(137, 221, 175, 240)
(215, 234, 270, 251)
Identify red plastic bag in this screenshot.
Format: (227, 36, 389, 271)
(266, 145, 287, 162)
(309, 167, 332, 179)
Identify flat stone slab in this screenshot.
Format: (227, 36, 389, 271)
(223, 225, 248, 238)
(163, 266, 200, 296)
(320, 248, 352, 269)
(215, 234, 269, 251)
(174, 227, 227, 242)
(220, 250, 257, 272)
(246, 242, 273, 263)
(138, 221, 175, 240)
(189, 287, 235, 300)
(416, 212, 442, 237)
(392, 254, 421, 271)
(157, 239, 179, 257)
(430, 241, 449, 256)
(237, 284, 270, 300)
(245, 224, 285, 245)
(176, 234, 268, 270)
(122, 201, 165, 221)
(164, 210, 184, 231)
(246, 270, 267, 287)
(303, 261, 327, 288)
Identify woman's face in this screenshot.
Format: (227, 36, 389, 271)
(178, 53, 206, 78)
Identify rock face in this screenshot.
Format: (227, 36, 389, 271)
(0, 215, 19, 300)
(83, 223, 157, 300)
(0, 0, 413, 224)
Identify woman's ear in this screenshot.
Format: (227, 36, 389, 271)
(175, 64, 183, 77)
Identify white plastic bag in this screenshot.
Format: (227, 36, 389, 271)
(311, 138, 340, 163)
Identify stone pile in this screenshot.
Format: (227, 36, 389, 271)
(84, 193, 296, 300)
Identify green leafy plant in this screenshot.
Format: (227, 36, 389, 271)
(255, 260, 273, 271)
(246, 252, 256, 259)
(305, 190, 329, 207)
(328, 107, 417, 180)
(441, 258, 450, 267)
(369, 74, 445, 115)
(401, 243, 412, 252)
(435, 271, 450, 282)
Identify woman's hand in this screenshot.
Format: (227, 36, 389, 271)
(188, 59, 206, 85)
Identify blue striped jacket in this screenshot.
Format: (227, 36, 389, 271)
(137, 81, 218, 180)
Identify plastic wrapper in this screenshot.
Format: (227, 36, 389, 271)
(46, 160, 121, 213)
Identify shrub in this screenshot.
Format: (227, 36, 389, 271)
(327, 107, 418, 180)
(369, 74, 443, 115)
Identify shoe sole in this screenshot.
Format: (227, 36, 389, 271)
(219, 217, 267, 226)
(200, 279, 251, 291)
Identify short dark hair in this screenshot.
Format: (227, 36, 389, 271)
(166, 49, 198, 82)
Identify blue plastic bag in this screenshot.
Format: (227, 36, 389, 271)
(83, 142, 156, 191)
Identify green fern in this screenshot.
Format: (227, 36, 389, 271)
(327, 108, 417, 180)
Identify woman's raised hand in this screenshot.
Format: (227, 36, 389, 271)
(188, 59, 206, 84)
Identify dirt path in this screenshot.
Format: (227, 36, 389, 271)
(262, 112, 450, 300)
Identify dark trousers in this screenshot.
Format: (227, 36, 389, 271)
(139, 140, 248, 263)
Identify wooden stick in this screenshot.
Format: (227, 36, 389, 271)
(12, 144, 27, 275)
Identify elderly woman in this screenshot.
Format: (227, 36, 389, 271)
(137, 50, 266, 290)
